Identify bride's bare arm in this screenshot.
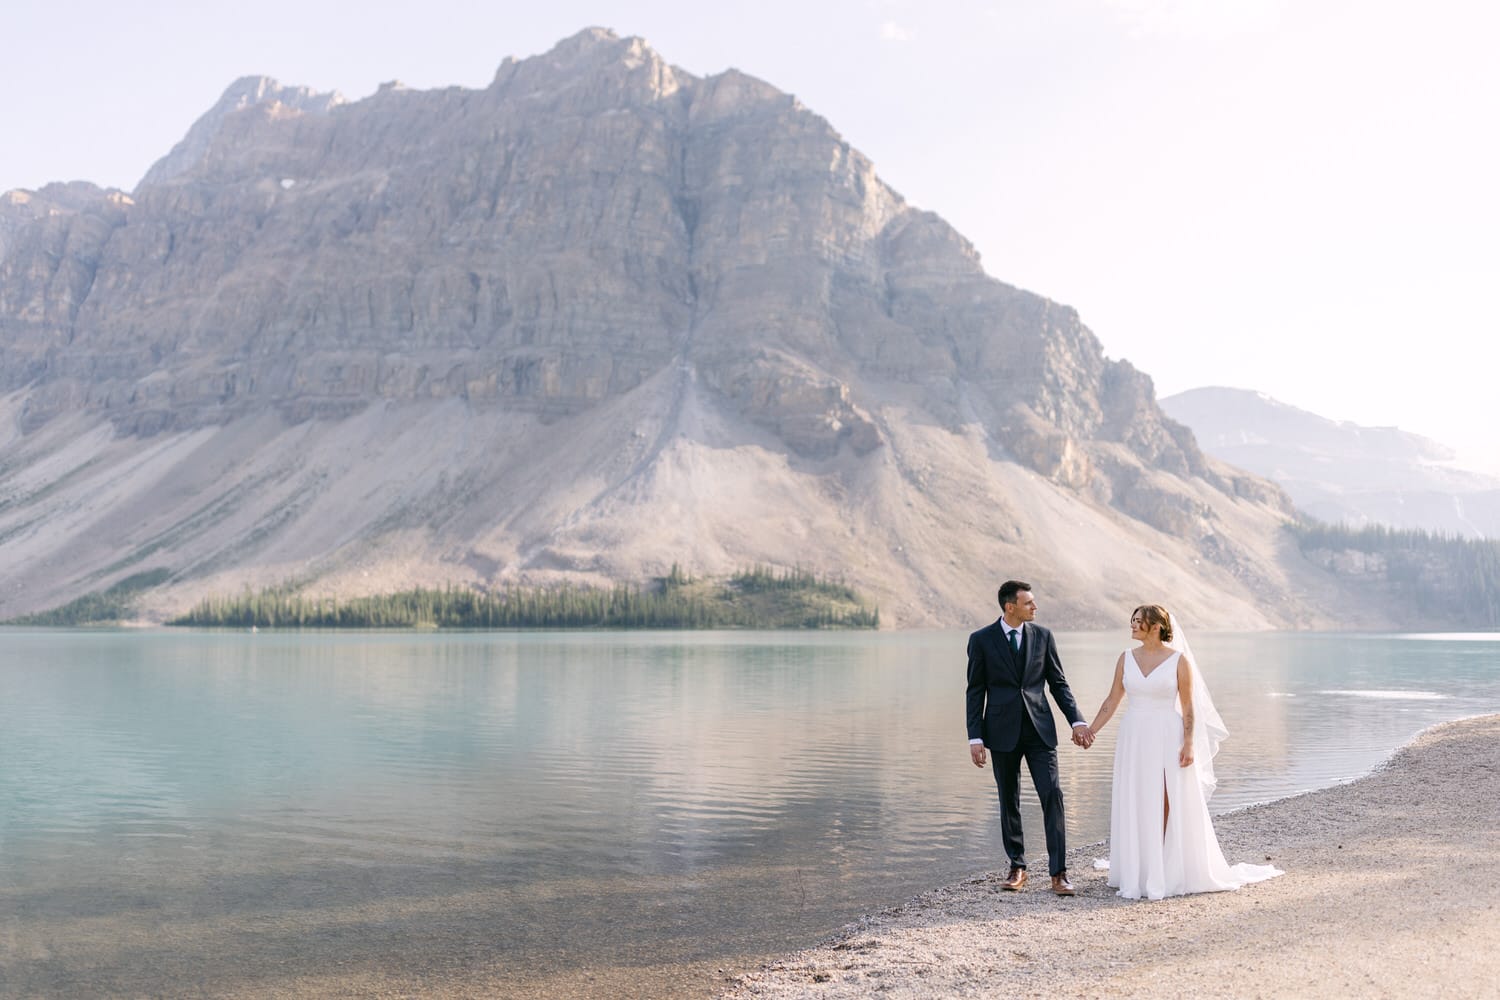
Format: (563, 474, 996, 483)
(1177, 656, 1195, 767)
(1087, 654, 1128, 735)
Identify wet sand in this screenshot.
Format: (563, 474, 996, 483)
(720, 714, 1500, 999)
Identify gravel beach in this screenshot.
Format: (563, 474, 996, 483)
(720, 714, 1500, 999)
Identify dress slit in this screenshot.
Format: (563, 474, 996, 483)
(1162, 773, 1170, 836)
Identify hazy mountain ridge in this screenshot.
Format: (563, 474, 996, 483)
(0, 29, 1410, 628)
(1162, 387, 1500, 539)
(138, 76, 347, 189)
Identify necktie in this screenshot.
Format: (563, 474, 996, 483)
(1010, 628, 1021, 652)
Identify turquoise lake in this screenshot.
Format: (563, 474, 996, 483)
(2, 629, 1496, 997)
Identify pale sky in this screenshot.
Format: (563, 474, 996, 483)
(6, 0, 1498, 473)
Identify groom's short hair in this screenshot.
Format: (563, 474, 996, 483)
(998, 580, 1031, 610)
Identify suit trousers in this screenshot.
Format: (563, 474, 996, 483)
(990, 711, 1068, 877)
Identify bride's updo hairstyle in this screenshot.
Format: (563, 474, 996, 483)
(1133, 604, 1173, 642)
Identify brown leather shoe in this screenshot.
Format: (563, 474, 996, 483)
(1050, 873, 1076, 896)
(1001, 866, 1027, 891)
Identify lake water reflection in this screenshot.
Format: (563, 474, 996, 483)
(1, 629, 1496, 997)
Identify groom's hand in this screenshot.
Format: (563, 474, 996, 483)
(970, 743, 987, 768)
(1072, 725, 1094, 749)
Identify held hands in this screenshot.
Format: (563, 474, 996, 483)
(973, 728, 1095, 763)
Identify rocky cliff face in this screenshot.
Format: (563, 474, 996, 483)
(1, 29, 1360, 628)
(138, 76, 347, 189)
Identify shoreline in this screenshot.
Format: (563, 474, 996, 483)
(719, 713, 1500, 999)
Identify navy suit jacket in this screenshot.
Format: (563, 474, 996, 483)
(965, 620, 1083, 752)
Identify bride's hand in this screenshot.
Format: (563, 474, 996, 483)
(1178, 743, 1194, 768)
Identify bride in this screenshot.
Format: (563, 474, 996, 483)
(1083, 605, 1283, 900)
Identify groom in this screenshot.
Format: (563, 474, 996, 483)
(967, 580, 1090, 896)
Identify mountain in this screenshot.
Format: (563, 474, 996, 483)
(0, 29, 1387, 629)
(1161, 387, 1500, 539)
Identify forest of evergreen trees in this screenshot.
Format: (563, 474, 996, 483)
(167, 565, 880, 630)
(1289, 520, 1500, 625)
(6, 569, 172, 626)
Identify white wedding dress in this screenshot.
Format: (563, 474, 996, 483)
(1103, 648, 1283, 900)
